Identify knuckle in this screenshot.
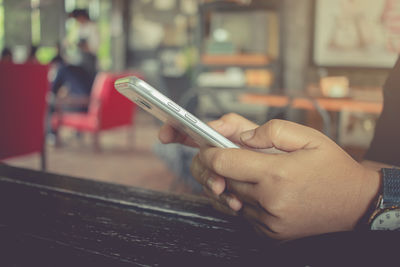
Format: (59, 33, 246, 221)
(190, 155, 201, 175)
(266, 119, 283, 140)
(221, 112, 240, 123)
(266, 201, 284, 216)
(256, 216, 290, 240)
(261, 189, 289, 216)
(267, 119, 282, 128)
(268, 220, 285, 235)
(199, 169, 209, 185)
(210, 150, 229, 174)
(190, 155, 209, 185)
(265, 217, 293, 240)
(274, 167, 289, 182)
(260, 168, 286, 189)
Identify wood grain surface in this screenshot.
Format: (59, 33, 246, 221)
(0, 164, 273, 266)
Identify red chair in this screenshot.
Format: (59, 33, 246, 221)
(0, 63, 49, 170)
(51, 72, 142, 150)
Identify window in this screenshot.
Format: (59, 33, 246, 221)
(0, 0, 4, 51)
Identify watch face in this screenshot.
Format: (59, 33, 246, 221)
(371, 209, 400, 230)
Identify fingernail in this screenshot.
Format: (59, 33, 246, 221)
(227, 196, 242, 211)
(206, 176, 215, 192)
(240, 129, 255, 142)
(207, 176, 224, 195)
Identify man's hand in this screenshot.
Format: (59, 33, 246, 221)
(158, 113, 258, 213)
(192, 119, 381, 240)
(158, 112, 258, 147)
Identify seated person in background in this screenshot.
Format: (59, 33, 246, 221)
(50, 55, 93, 104)
(25, 45, 39, 64)
(158, 57, 400, 240)
(0, 47, 13, 63)
(50, 40, 96, 105)
(77, 39, 97, 87)
(47, 48, 96, 142)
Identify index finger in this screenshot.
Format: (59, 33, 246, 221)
(199, 147, 281, 183)
(158, 113, 259, 148)
(158, 123, 198, 147)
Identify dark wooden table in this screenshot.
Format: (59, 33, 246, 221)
(0, 164, 275, 266)
(1, 164, 399, 266)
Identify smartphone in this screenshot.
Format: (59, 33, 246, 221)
(114, 76, 239, 149)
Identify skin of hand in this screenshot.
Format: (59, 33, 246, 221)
(190, 115, 381, 240)
(158, 113, 381, 240)
(159, 113, 258, 215)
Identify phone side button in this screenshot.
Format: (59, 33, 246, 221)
(184, 113, 198, 123)
(167, 102, 181, 112)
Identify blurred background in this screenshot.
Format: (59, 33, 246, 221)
(1, 0, 399, 194)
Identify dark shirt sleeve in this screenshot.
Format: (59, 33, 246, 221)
(51, 65, 92, 97)
(364, 57, 400, 166)
(51, 65, 67, 95)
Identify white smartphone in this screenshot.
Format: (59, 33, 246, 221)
(114, 76, 239, 149)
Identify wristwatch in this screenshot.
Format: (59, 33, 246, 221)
(369, 168, 400, 230)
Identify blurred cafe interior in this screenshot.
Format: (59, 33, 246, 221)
(0, 0, 399, 194)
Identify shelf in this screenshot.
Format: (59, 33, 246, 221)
(197, 86, 272, 93)
(201, 54, 271, 66)
(200, 0, 280, 11)
(239, 93, 383, 114)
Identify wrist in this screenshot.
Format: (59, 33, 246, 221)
(355, 168, 400, 230)
(355, 168, 382, 229)
(369, 168, 400, 230)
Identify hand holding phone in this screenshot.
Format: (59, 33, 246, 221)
(115, 76, 239, 148)
(159, 115, 285, 154)
(115, 76, 285, 154)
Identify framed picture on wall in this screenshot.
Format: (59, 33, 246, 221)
(314, 0, 400, 68)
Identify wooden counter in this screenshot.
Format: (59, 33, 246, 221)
(0, 164, 272, 266)
(0, 164, 398, 266)
(240, 94, 383, 114)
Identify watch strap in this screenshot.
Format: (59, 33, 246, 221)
(382, 168, 400, 207)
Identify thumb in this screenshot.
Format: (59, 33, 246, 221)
(240, 119, 325, 152)
(208, 113, 258, 143)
